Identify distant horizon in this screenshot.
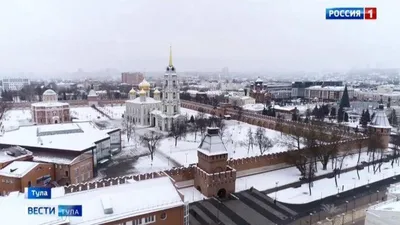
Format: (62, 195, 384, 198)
(1, 0, 399, 74)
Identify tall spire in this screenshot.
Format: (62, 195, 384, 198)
(169, 45, 173, 67)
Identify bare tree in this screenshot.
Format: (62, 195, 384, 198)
(196, 111, 207, 136)
(0, 101, 10, 120)
(140, 131, 163, 161)
(121, 117, 135, 143)
(245, 128, 255, 154)
(367, 131, 385, 174)
(169, 120, 187, 147)
(280, 124, 303, 151)
(285, 150, 308, 177)
(391, 129, 400, 167)
(254, 127, 273, 155)
(318, 129, 343, 170)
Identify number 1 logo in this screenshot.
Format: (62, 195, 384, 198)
(364, 7, 377, 20)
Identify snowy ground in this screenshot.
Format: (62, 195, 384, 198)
(158, 120, 297, 166)
(267, 153, 399, 204)
(98, 105, 125, 119)
(180, 107, 211, 119)
(70, 106, 107, 121)
(2, 109, 33, 126)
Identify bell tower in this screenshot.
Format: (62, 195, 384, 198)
(194, 127, 236, 198)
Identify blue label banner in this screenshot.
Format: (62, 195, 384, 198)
(326, 8, 364, 20)
(27, 187, 52, 199)
(58, 205, 83, 217)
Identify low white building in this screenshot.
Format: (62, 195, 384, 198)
(304, 86, 354, 101)
(229, 96, 256, 107)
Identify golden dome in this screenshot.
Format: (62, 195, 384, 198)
(129, 88, 136, 95)
(154, 89, 160, 95)
(139, 89, 146, 95)
(139, 79, 150, 90)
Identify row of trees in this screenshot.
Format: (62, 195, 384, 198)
(277, 120, 391, 195)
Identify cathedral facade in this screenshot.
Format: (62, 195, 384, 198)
(125, 47, 185, 131)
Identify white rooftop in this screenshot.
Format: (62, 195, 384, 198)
(0, 161, 39, 178)
(0, 122, 113, 152)
(369, 104, 392, 129)
(88, 89, 97, 97)
(126, 97, 161, 104)
(31, 101, 69, 107)
(197, 127, 228, 156)
(0, 146, 32, 163)
(0, 177, 184, 225)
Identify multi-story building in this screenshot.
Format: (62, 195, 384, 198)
(304, 85, 354, 102)
(121, 72, 144, 86)
(1, 78, 30, 91)
(291, 81, 343, 98)
(0, 121, 121, 185)
(0, 176, 188, 225)
(31, 89, 70, 124)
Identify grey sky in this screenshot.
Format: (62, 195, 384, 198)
(0, 0, 398, 73)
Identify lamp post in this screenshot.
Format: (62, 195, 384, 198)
(309, 213, 313, 224)
(376, 190, 380, 202)
(185, 153, 188, 164)
(353, 196, 356, 209)
(275, 181, 279, 201)
(341, 213, 345, 225)
(345, 201, 349, 212)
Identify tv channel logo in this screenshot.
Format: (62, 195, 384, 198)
(27, 187, 51, 199)
(326, 7, 377, 20)
(27, 205, 83, 217)
(27, 206, 56, 215)
(58, 205, 83, 217)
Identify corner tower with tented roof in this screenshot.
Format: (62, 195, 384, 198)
(194, 127, 236, 198)
(368, 99, 392, 149)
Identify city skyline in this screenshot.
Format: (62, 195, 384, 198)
(0, 0, 399, 74)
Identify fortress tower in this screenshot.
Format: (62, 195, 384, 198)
(368, 100, 392, 149)
(194, 127, 236, 198)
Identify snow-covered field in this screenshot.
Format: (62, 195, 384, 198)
(158, 120, 298, 166)
(98, 105, 125, 119)
(180, 107, 211, 119)
(70, 106, 107, 121)
(268, 153, 399, 204)
(2, 109, 32, 125)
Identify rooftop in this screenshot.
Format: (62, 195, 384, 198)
(0, 177, 184, 225)
(31, 101, 69, 107)
(306, 86, 353, 91)
(126, 97, 161, 104)
(0, 146, 32, 163)
(0, 122, 113, 152)
(0, 161, 39, 178)
(197, 127, 228, 156)
(369, 104, 392, 129)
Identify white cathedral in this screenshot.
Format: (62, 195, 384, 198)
(125, 47, 185, 131)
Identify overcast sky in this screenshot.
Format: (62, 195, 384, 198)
(0, 0, 398, 74)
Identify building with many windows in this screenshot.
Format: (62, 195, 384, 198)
(31, 89, 71, 124)
(121, 72, 144, 86)
(304, 85, 354, 101)
(0, 121, 121, 187)
(1, 78, 30, 91)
